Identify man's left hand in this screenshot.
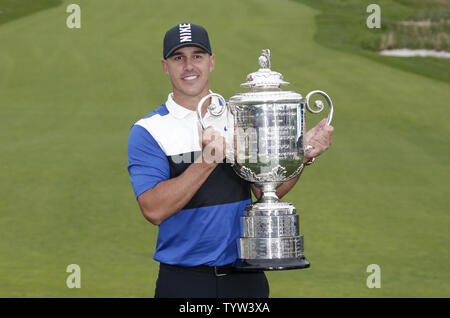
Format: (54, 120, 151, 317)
(303, 118, 334, 163)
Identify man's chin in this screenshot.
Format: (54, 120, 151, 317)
(178, 87, 208, 98)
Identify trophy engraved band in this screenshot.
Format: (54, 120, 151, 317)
(197, 49, 334, 270)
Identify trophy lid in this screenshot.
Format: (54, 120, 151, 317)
(229, 49, 302, 105)
(240, 49, 290, 90)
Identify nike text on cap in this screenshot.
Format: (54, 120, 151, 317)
(163, 23, 212, 59)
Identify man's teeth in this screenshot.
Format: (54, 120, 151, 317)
(184, 75, 198, 80)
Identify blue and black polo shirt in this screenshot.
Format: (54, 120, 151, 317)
(127, 92, 251, 267)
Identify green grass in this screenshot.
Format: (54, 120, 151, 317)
(297, 0, 450, 83)
(0, 0, 62, 26)
(0, 0, 449, 297)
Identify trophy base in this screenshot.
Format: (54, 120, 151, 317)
(233, 257, 310, 271)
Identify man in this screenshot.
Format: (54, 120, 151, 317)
(127, 23, 334, 298)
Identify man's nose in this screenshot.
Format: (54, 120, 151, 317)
(183, 57, 195, 71)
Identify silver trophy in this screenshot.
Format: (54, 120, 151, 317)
(197, 49, 334, 270)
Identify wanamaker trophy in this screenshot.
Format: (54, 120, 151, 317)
(197, 49, 334, 270)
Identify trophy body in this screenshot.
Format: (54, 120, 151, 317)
(230, 94, 308, 270)
(197, 49, 334, 270)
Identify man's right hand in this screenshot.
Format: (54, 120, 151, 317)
(199, 125, 227, 164)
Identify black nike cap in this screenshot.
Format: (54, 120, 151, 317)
(163, 23, 212, 59)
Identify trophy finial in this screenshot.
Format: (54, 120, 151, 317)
(241, 48, 289, 89)
(258, 49, 271, 69)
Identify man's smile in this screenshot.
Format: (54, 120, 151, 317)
(182, 75, 199, 81)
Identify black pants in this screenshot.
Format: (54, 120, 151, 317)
(155, 263, 270, 298)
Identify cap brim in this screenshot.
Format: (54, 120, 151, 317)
(164, 42, 212, 59)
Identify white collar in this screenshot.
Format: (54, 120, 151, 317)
(165, 90, 218, 119)
(165, 93, 194, 119)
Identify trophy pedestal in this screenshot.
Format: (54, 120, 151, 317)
(233, 201, 310, 271)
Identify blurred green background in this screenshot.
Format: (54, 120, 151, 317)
(0, 0, 448, 297)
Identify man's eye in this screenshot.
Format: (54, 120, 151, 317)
(174, 56, 182, 61)
(194, 55, 202, 59)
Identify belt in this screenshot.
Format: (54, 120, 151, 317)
(161, 262, 235, 277)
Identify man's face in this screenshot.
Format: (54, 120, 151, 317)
(161, 46, 215, 101)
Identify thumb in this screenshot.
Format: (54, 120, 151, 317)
(306, 118, 327, 135)
(317, 118, 328, 128)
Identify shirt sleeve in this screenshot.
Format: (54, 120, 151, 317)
(127, 124, 170, 198)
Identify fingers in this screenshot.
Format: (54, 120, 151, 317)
(318, 118, 328, 128)
(202, 126, 220, 145)
(324, 123, 334, 135)
(305, 121, 321, 137)
(306, 118, 327, 135)
(304, 121, 334, 159)
(305, 119, 334, 142)
(201, 126, 227, 163)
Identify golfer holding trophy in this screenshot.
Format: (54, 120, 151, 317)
(128, 23, 334, 298)
(198, 49, 334, 271)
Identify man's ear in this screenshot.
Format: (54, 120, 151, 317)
(161, 59, 169, 75)
(209, 54, 215, 73)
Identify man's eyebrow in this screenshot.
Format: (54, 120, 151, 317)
(171, 49, 207, 57)
(192, 50, 207, 54)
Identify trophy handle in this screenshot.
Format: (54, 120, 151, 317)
(305, 90, 334, 125)
(197, 93, 228, 130)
